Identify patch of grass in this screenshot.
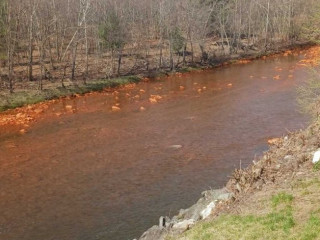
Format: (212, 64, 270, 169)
(173, 212, 295, 240)
(299, 214, 320, 240)
(301, 189, 312, 196)
(263, 208, 295, 233)
(313, 161, 320, 171)
(170, 175, 320, 240)
(171, 193, 295, 240)
(271, 192, 294, 208)
(294, 178, 320, 189)
(0, 91, 45, 111)
(176, 66, 201, 73)
(0, 75, 141, 112)
(290, 210, 320, 240)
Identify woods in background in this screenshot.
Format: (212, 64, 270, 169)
(0, 0, 319, 93)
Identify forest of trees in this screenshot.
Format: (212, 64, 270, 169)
(0, 0, 319, 93)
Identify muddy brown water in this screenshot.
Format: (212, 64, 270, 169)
(0, 52, 310, 240)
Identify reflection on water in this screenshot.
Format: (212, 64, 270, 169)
(0, 52, 309, 240)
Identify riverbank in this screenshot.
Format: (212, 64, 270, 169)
(137, 114, 320, 240)
(0, 41, 314, 113)
(0, 44, 316, 240)
(135, 46, 320, 240)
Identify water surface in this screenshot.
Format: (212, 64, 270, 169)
(0, 52, 309, 240)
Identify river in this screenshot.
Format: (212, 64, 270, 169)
(0, 50, 310, 240)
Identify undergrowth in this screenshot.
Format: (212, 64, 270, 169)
(0, 76, 140, 112)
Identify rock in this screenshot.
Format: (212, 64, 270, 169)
(275, 164, 281, 170)
(137, 189, 232, 240)
(139, 226, 166, 240)
(151, 95, 162, 100)
(16, 113, 25, 118)
(140, 107, 146, 112)
(111, 106, 121, 112)
(169, 145, 182, 149)
(65, 105, 73, 110)
(185, 116, 195, 120)
(268, 138, 281, 145)
(179, 86, 185, 91)
(200, 201, 216, 219)
(172, 219, 195, 231)
(149, 98, 158, 103)
(236, 183, 242, 192)
(34, 108, 44, 114)
(217, 192, 233, 201)
(284, 155, 293, 161)
(189, 189, 231, 220)
(159, 216, 170, 229)
(178, 208, 186, 217)
(19, 129, 27, 134)
(312, 150, 320, 164)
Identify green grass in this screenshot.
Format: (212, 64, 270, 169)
(294, 178, 320, 188)
(170, 189, 320, 240)
(175, 66, 203, 73)
(271, 192, 294, 207)
(298, 213, 320, 240)
(0, 76, 141, 112)
(313, 161, 320, 171)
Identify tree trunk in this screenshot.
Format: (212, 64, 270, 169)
(182, 44, 186, 66)
(117, 49, 122, 76)
(264, 0, 270, 51)
(71, 43, 78, 81)
(28, 13, 33, 82)
(159, 40, 163, 69)
(169, 40, 174, 71)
